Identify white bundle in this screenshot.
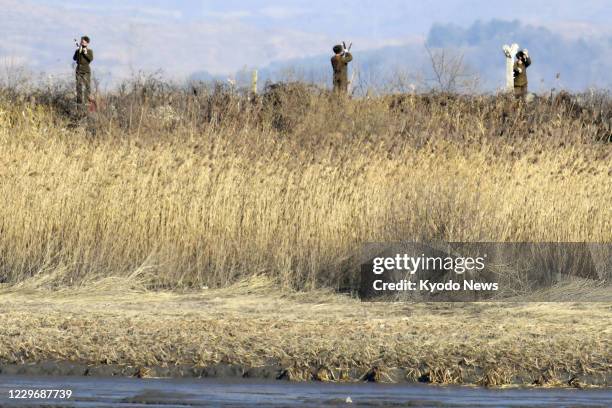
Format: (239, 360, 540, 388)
(502, 43, 519, 91)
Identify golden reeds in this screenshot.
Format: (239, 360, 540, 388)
(0, 83, 610, 289)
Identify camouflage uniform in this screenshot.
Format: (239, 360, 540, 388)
(331, 52, 353, 94)
(73, 47, 94, 104)
(513, 54, 531, 99)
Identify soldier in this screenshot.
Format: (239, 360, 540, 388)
(73, 36, 94, 105)
(513, 49, 531, 99)
(331, 44, 353, 95)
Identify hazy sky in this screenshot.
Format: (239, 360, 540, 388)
(1, 0, 611, 89)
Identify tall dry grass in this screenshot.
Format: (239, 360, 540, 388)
(0, 81, 610, 289)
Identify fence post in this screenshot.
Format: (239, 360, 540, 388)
(251, 69, 258, 95)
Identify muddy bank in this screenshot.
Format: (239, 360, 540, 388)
(0, 361, 281, 380)
(0, 361, 609, 388)
(1, 286, 610, 389)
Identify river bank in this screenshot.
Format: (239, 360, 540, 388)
(0, 278, 610, 387)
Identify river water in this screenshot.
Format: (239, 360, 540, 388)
(0, 375, 610, 407)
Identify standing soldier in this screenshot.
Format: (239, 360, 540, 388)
(513, 49, 531, 99)
(331, 44, 353, 95)
(73, 36, 94, 105)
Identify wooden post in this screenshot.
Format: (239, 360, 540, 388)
(251, 69, 258, 95)
(347, 68, 356, 96)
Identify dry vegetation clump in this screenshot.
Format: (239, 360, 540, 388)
(0, 81, 610, 290)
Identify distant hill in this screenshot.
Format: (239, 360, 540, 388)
(215, 20, 612, 93)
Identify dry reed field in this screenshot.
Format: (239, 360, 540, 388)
(0, 81, 610, 289)
(0, 81, 610, 386)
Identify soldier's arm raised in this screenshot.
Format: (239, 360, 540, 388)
(524, 56, 531, 68)
(82, 49, 93, 63)
(343, 52, 353, 63)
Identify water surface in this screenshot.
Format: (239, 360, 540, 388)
(0, 375, 610, 407)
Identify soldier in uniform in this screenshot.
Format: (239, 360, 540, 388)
(513, 49, 531, 99)
(331, 44, 353, 95)
(73, 36, 94, 105)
